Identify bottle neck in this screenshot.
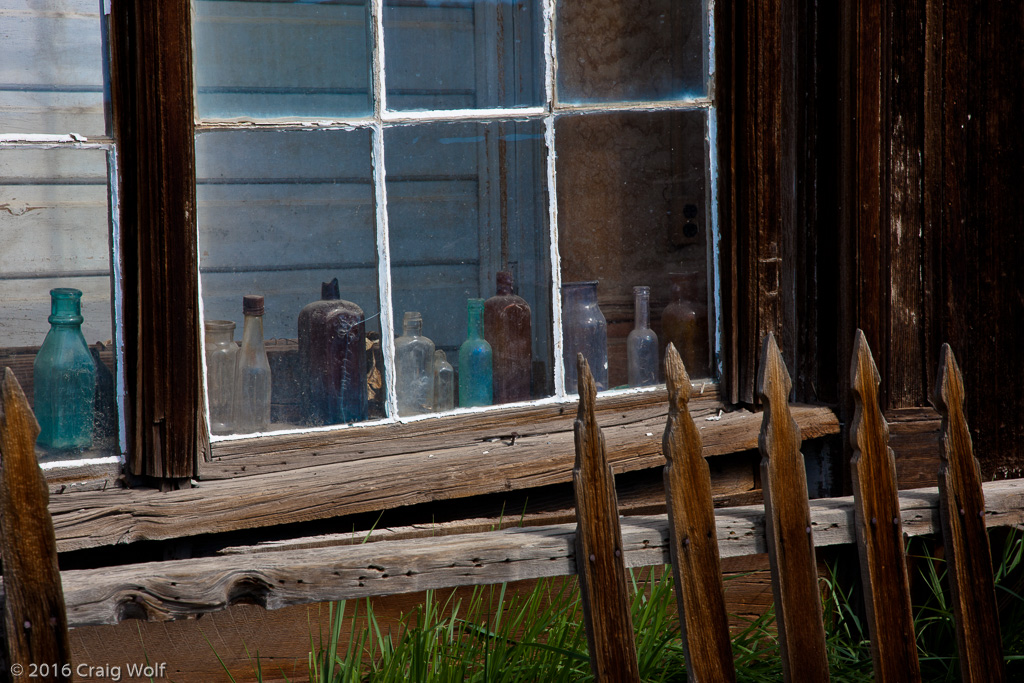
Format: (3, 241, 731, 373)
(241, 313, 265, 350)
(634, 289, 650, 330)
(466, 300, 484, 338)
(403, 319, 423, 337)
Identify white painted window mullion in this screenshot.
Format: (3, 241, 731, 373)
(106, 145, 128, 461)
(544, 115, 565, 399)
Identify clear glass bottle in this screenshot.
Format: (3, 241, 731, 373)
(232, 295, 272, 434)
(662, 271, 710, 378)
(561, 281, 608, 392)
(204, 320, 238, 435)
(33, 288, 96, 451)
(298, 278, 367, 426)
(627, 286, 659, 387)
(433, 349, 454, 412)
(394, 311, 435, 416)
(484, 270, 532, 403)
(458, 298, 493, 407)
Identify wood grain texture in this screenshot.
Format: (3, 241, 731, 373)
(756, 334, 828, 682)
(932, 345, 1004, 683)
(0, 369, 72, 680)
(848, 331, 921, 682)
(49, 400, 838, 554)
(109, 0, 207, 481)
(571, 355, 640, 682)
(35, 479, 1024, 629)
(661, 345, 734, 683)
(716, 1, 791, 406)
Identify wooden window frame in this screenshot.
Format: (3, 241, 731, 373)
(39, 0, 843, 551)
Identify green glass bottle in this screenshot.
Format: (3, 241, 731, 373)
(34, 288, 97, 451)
(458, 298, 493, 407)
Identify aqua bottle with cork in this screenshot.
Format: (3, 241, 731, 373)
(34, 287, 96, 451)
(232, 294, 272, 434)
(459, 298, 493, 407)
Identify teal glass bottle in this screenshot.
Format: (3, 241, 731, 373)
(458, 298, 493, 407)
(33, 288, 96, 451)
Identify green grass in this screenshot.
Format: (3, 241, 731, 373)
(225, 528, 1024, 682)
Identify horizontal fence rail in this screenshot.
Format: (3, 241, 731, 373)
(30, 478, 1024, 628)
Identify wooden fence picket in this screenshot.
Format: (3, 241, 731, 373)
(756, 334, 829, 682)
(933, 345, 1005, 682)
(572, 354, 640, 682)
(0, 368, 72, 681)
(661, 344, 735, 683)
(848, 331, 921, 682)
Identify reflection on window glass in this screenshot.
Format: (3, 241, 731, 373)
(384, 0, 542, 111)
(0, 149, 118, 459)
(556, 0, 705, 103)
(0, 0, 106, 135)
(385, 120, 552, 413)
(193, 0, 372, 119)
(556, 110, 710, 389)
(196, 129, 382, 434)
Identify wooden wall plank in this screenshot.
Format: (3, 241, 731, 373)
(42, 479, 1024, 629)
(756, 334, 828, 682)
(849, 331, 920, 682)
(661, 345, 734, 682)
(0, 369, 71, 679)
(571, 356, 639, 681)
(933, 345, 1004, 682)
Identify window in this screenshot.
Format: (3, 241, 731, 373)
(193, 0, 718, 441)
(0, 1, 124, 470)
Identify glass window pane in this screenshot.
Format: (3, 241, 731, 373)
(0, 1, 106, 136)
(196, 129, 381, 434)
(556, 110, 710, 390)
(193, 0, 372, 120)
(556, 0, 705, 104)
(384, 0, 542, 111)
(0, 148, 119, 459)
(385, 120, 551, 413)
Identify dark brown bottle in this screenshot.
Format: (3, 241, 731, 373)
(298, 278, 367, 425)
(484, 271, 532, 403)
(661, 271, 710, 378)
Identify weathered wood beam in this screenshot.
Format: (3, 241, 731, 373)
(0, 369, 72, 679)
(849, 331, 921, 682)
(933, 345, 1004, 683)
(757, 334, 829, 682)
(662, 346, 735, 682)
(50, 480, 1024, 628)
(49, 402, 838, 553)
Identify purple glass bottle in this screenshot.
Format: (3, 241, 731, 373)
(298, 278, 368, 425)
(484, 271, 532, 403)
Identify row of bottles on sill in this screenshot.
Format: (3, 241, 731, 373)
(205, 269, 709, 434)
(395, 269, 532, 416)
(563, 272, 709, 392)
(206, 270, 535, 431)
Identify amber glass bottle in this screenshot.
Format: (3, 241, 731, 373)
(298, 278, 367, 425)
(661, 271, 710, 378)
(484, 271, 532, 403)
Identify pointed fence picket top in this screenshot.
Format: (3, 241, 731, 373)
(756, 334, 829, 683)
(849, 331, 921, 682)
(572, 353, 640, 683)
(932, 345, 1005, 683)
(662, 344, 735, 683)
(0, 368, 72, 681)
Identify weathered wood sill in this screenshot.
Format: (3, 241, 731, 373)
(49, 389, 839, 553)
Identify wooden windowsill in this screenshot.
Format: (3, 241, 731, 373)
(49, 388, 839, 554)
